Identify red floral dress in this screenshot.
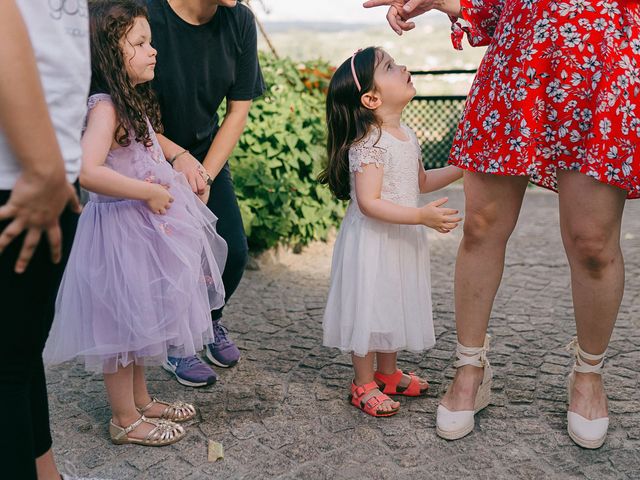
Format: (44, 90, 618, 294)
(448, 0, 640, 198)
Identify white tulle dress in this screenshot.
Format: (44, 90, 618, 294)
(322, 125, 435, 357)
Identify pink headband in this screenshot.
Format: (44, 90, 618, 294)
(350, 49, 363, 92)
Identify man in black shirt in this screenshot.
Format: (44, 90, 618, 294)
(147, 0, 265, 387)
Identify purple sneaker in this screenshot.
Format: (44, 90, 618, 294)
(162, 355, 217, 387)
(205, 320, 240, 368)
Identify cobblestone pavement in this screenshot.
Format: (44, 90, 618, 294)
(48, 186, 640, 480)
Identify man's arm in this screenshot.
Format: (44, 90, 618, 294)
(202, 99, 252, 181)
(0, 1, 80, 273)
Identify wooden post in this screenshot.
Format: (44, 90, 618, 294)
(245, 0, 280, 59)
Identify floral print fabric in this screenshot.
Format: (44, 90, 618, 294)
(449, 0, 640, 198)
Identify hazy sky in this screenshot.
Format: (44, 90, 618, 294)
(251, 0, 395, 24)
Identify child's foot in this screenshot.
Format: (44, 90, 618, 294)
(109, 415, 185, 446)
(162, 355, 217, 387)
(205, 319, 241, 368)
(374, 369, 429, 396)
(349, 381, 400, 417)
(136, 396, 197, 422)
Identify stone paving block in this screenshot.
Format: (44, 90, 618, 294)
(118, 445, 168, 471)
(92, 462, 140, 480)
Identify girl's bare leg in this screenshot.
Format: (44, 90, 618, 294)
(352, 353, 399, 412)
(104, 363, 156, 438)
(376, 352, 428, 390)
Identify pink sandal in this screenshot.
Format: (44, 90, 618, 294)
(374, 369, 429, 397)
(348, 381, 400, 417)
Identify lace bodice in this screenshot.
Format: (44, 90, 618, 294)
(348, 125, 422, 209)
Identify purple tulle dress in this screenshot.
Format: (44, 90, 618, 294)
(43, 94, 227, 374)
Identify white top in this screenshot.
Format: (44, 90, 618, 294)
(348, 125, 422, 208)
(0, 1, 91, 189)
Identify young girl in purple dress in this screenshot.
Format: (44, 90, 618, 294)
(44, 0, 227, 447)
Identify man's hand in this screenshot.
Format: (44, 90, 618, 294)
(197, 165, 212, 204)
(0, 172, 81, 273)
(172, 152, 207, 195)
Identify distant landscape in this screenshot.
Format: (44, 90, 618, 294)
(258, 18, 487, 95)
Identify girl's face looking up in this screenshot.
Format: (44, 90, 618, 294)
(371, 50, 416, 111)
(121, 16, 157, 86)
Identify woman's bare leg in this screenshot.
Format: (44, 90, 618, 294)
(557, 170, 626, 420)
(440, 171, 528, 411)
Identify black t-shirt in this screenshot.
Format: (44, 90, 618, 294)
(147, 1, 266, 160)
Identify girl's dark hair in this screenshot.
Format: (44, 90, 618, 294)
(88, 0, 162, 147)
(318, 47, 382, 201)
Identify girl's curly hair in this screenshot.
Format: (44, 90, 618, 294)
(88, 0, 162, 147)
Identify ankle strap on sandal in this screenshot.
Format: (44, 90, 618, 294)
(566, 337, 605, 374)
(454, 334, 490, 368)
(111, 415, 146, 441)
(138, 398, 156, 414)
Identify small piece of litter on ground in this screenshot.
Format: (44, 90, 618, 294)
(624, 233, 635, 240)
(208, 440, 224, 462)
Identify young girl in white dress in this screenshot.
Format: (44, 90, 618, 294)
(320, 47, 463, 417)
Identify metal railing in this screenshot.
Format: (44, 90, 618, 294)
(403, 69, 477, 169)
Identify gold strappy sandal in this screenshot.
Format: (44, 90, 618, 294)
(136, 397, 197, 422)
(109, 415, 186, 446)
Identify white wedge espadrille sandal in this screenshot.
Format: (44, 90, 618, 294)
(436, 334, 492, 440)
(566, 337, 609, 449)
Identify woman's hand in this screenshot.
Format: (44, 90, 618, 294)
(418, 196, 462, 233)
(145, 183, 174, 215)
(363, 0, 457, 35)
(172, 152, 207, 195)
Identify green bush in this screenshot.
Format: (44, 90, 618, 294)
(229, 53, 344, 251)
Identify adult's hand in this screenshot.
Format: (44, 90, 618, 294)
(0, 173, 81, 273)
(363, 0, 448, 35)
(172, 152, 207, 195)
(0, 1, 82, 273)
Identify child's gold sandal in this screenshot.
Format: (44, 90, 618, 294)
(109, 415, 185, 446)
(136, 397, 197, 422)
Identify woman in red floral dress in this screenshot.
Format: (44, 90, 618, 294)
(364, 0, 640, 447)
